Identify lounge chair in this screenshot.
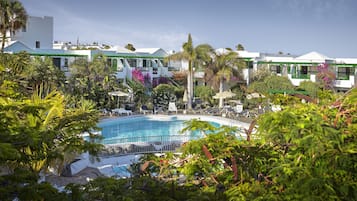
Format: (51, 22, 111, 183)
(140, 105, 151, 115)
(100, 108, 112, 116)
(168, 102, 178, 114)
(153, 106, 164, 114)
(112, 108, 132, 116)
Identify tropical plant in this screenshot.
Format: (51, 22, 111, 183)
(0, 51, 30, 97)
(124, 43, 135, 51)
(298, 80, 320, 98)
(168, 34, 213, 110)
(248, 74, 294, 95)
(127, 79, 150, 109)
(204, 49, 245, 107)
(256, 88, 357, 200)
(194, 85, 215, 106)
(235, 43, 245, 51)
(0, 76, 103, 198)
(67, 54, 119, 108)
(171, 71, 187, 86)
(25, 56, 66, 96)
(250, 65, 271, 82)
(152, 84, 177, 110)
(0, 0, 27, 52)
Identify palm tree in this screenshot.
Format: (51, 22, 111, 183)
(0, 0, 27, 52)
(205, 49, 245, 107)
(168, 34, 213, 109)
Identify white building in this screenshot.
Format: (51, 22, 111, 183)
(3, 15, 357, 91)
(254, 51, 357, 91)
(9, 16, 53, 49)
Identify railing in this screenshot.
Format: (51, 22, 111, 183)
(291, 73, 310, 79)
(336, 75, 350, 80)
(168, 66, 180, 71)
(99, 134, 195, 157)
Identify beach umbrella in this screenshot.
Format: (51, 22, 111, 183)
(213, 91, 236, 108)
(183, 89, 188, 109)
(213, 91, 236, 99)
(108, 90, 129, 108)
(108, 90, 129, 97)
(183, 89, 188, 103)
(228, 100, 242, 104)
(246, 92, 265, 100)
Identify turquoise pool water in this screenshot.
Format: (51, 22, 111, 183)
(98, 116, 220, 145)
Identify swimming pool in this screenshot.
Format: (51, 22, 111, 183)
(98, 115, 250, 145)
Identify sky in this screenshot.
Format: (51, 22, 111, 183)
(20, 0, 357, 57)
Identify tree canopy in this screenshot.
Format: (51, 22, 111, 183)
(0, 0, 27, 52)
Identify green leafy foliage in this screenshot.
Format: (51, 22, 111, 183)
(298, 80, 320, 98)
(66, 54, 120, 109)
(152, 84, 177, 109)
(257, 88, 357, 200)
(0, 0, 27, 52)
(0, 53, 103, 200)
(167, 34, 213, 109)
(248, 75, 294, 95)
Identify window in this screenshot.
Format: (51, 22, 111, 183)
(309, 66, 317, 74)
(52, 58, 61, 68)
(247, 61, 253, 69)
(270, 65, 281, 74)
(127, 59, 137, 67)
(143, 59, 147, 67)
(112, 59, 117, 71)
(301, 66, 308, 75)
(64, 58, 68, 67)
(106, 58, 111, 66)
(22, 25, 27, 32)
(337, 67, 351, 80)
(35, 41, 40, 48)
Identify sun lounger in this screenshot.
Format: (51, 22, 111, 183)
(140, 105, 151, 115)
(112, 108, 132, 116)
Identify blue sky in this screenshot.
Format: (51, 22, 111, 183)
(20, 0, 357, 57)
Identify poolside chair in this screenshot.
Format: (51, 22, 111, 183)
(154, 106, 164, 114)
(168, 102, 178, 114)
(140, 105, 151, 115)
(112, 108, 132, 116)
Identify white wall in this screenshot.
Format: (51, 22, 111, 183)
(12, 16, 53, 49)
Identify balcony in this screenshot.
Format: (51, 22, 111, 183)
(291, 73, 310, 79)
(334, 75, 355, 88)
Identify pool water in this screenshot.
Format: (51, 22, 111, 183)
(98, 116, 220, 145)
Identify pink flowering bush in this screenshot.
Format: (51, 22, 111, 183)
(132, 69, 144, 84)
(316, 63, 336, 90)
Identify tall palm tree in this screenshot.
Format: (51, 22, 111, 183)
(0, 0, 27, 52)
(205, 49, 245, 107)
(168, 34, 213, 109)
